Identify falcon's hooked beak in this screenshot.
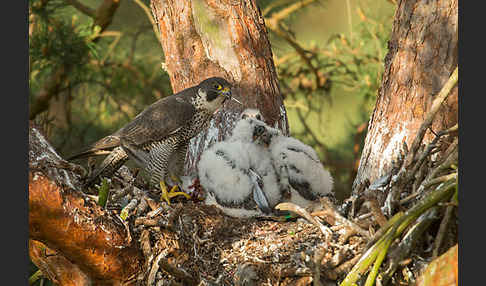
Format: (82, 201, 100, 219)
(221, 87, 242, 105)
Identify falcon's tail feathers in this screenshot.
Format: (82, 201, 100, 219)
(67, 135, 121, 161)
(83, 146, 129, 187)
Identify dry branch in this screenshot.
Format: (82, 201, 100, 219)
(29, 124, 144, 285)
(313, 197, 371, 239)
(29, 240, 91, 286)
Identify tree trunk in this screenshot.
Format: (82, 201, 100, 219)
(352, 0, 458, 193)
(150, 0, 288, 175)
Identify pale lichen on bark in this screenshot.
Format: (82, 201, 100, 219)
(191, 0, 242, 81)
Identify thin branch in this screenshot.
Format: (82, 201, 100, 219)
(158, 257, 199, 286)
(265, 0, 319, 24)
(134, 0, 164, 49)
(313, 197, 371, 239)
(432, 193, 457, 259)
(29, 269, 44, 285)
(345, 0, 353, 39)
(64, 0, 96, 17)
(381, 207, 439, 285)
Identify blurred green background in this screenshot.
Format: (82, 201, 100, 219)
(29, 0, 394, 203)
(29, 0, 394, 283)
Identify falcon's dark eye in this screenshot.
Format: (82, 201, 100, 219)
(214, 84, 223, 90)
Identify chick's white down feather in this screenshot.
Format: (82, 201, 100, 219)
(204, 191, 264, 218)
(198, 108, 334, 217)
(245, 143, 282, 207)
(198, 112, 284, 217)
(198, 140, 253, 204)
(267, 132, 334, 199)
(228, 118, 258, 143)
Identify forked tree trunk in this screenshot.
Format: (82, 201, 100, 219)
(150, 0, 288, 174)
(352, 0, 458, 193)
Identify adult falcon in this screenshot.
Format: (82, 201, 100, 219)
(68, 77, 235, 204)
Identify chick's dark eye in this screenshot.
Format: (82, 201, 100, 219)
(256, 115, 262, 120)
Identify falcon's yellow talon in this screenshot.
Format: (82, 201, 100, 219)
(160, 181, 171, 205)
(160, 181, 190, 205)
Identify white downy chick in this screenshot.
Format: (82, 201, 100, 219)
(198, 138, 280, 218)
(257, 125, 334, 210)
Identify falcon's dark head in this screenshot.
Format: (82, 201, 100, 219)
(196, 77, 236, 113)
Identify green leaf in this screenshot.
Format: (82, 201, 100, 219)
(97, 178, 110, 208)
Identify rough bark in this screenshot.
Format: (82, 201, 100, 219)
(29, 123, 143, 285)
(352, 0, 458, 193)
(150, 0, 288, 174)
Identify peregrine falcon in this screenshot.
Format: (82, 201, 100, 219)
(198, 123, 281, 218)
(256, 125, 334, 209)
(68, 77, 234, 204)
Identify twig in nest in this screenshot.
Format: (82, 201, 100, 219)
(381, 207, 439, 285)
(147, 250, 166, 286)
(432, 193, 457, 259)
(312, 197, 370, 239)
(275, 202, 332, 242)
(365, 197, 388, 227)
(279, 267, 312, 278)
(158, 257, 198, 286)
(313, 247, 326, 286)
(134, 217, 165, 227)
(333, 255, 361, 276)
(120, 198, 138, 220)
(425, 139, 458, 184)
(140, 229, 152, 259)
(146, 206, 164, 218)
(423, 172, 457, 189)
(328, 245, 349, 268)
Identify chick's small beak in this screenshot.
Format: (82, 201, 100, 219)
(252, 125, 271, 147)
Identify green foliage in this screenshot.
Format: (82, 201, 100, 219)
(29, 0, 171, 156)
(97, 178, 110, 207)
(29, 1, 99, 96)
(265, 0, 395, 198)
